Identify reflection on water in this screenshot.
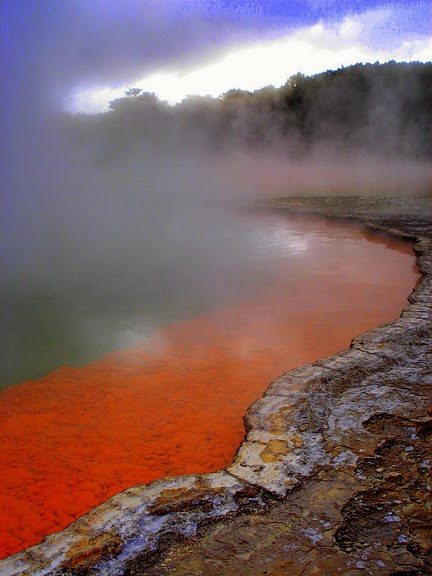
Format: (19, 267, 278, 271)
(0, 210, 313, 388)
(0, 212, 418, 559)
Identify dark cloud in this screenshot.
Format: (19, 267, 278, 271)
(2, 0, 248, 110)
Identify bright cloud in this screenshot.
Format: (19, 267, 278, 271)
(66, 11, 432, 114)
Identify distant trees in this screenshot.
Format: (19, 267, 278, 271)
(109, 89, 162, 112)
(68, 62, 432, 159)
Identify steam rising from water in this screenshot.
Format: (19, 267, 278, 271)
(2, 118, 429, 387)
(1, 1, 431, 387)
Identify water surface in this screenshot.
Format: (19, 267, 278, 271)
(0, 212, 418, 559)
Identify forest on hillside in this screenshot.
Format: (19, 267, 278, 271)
(68, 61, 432, 160)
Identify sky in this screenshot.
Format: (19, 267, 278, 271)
(2, 0, 431, 115)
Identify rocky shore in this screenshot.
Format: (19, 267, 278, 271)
(1, 196, 431, 576)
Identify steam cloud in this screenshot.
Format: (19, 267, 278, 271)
(1, 0, 431, 387)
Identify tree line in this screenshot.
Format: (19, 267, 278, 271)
(68, 61, 432, 159)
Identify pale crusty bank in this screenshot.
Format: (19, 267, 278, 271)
(1, 196, 431, 576)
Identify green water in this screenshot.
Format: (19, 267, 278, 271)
(0, 208, 279, 388)
(0, 209, 416, 389)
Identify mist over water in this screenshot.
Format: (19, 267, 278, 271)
(0, 115, 322, 387)
(1, 90, 431, 387)
(1, 2, 431, 388)
(0, 137, 270, 387)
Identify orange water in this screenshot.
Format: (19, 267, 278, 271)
(0, 214, 418, 559)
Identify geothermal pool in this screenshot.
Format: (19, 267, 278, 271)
(0, 212, 418, 559)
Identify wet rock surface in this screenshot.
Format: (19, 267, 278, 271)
(1, 196, 431, 575)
